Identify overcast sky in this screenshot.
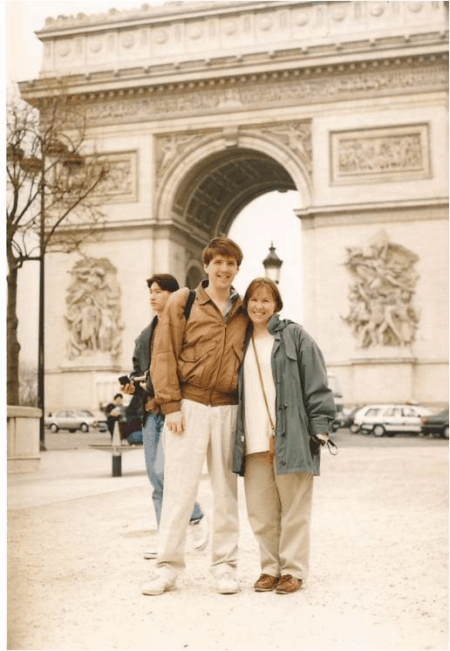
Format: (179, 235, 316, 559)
(5, 0, 303, 365)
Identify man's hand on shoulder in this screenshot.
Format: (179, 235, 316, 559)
(166, 411, 185, 435)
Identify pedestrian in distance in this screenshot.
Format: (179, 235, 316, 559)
(121, 274, 208, 559)
(232, 278, 336, 594)
(104, 393, 127, 440)
(142, 236, 248, 596)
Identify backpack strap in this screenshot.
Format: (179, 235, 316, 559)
(183, 289, 196, 321)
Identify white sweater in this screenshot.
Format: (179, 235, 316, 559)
(243, 333, 276, 455)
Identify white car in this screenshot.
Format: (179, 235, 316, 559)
(352, 404, 433, 437)
(45, 409, 102, 433)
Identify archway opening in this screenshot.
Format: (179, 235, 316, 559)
(228, 190, 302, 324)
(173, 147, 296, 234)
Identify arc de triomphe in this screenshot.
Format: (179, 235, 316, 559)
(20, 1, 448, 413)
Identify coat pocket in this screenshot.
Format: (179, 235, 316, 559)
(178, 343, 216, 386)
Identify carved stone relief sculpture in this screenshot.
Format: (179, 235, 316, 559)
(82, 62, 447, 126)
(154, 120, 312, 189)
(155, 134, 201, 180)
(259, 121, 312, 175)
(94, 152, 138, 202)
(65, 257, 123, 359)
(331, 124, 430, 184)
(343, 231, 419, 348)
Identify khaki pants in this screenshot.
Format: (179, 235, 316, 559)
(244, 455, 313, 581)
(156, 399, 239, 581)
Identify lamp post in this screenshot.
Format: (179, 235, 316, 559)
(262, 242, 283, 284)
(38, 150, 46, 450)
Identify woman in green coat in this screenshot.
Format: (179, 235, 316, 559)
(233, 278, 336, 594)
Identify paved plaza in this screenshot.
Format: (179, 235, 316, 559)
(7, 433, 448, 650)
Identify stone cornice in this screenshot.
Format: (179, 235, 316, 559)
(296, 198, 449, 228)
(20, 53, 448, 126)
(26, 30, 448, 93)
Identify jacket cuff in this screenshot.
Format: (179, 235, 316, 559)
(309, 417, 332, 436)
(162, 401, 181, 415)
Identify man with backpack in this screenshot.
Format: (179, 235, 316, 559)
(121, 274, 208, 558)
(142, 237, 248, 596)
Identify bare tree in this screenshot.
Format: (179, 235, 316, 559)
(6, 82, 110, 405)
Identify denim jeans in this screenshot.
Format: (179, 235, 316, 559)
(127, 429, 143, 445)
(142, 411, 204, 527)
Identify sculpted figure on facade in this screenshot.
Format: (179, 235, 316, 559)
(260, 121, 312, 175)
(156, 134, 200, 178)
(343, 231, 419, 348)
(65, 257, 123, 358)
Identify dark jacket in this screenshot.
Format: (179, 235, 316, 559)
(232, 314, 336, 477)
(129, 316, 159, 422)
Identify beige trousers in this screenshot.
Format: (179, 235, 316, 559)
(156, 399, 239, 581)
(244, 455, 313, 581)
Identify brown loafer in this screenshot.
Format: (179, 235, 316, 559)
(275, 574, 302, 594)
(253, 574, 279, 592)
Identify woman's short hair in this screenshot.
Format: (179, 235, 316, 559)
(202, 237, 243, 268)
(146, 274, 180, 293)
(243, 277, 283, 313)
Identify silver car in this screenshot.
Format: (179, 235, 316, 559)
(353, 404, 433, 437)
(45, 409, 100, 433)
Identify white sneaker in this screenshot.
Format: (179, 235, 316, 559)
(141, 574, 175, 596)
(143, 549, 157, 560)
(189, 516, 209, 551)
(216, 572, 240, 595)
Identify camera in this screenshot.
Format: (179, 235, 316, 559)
(118, 374, 147, 397)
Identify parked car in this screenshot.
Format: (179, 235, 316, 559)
(333, 406, 363, 430)
(421, 409, 449, 439)
(45, 409, 103, 433)
(352, 404, 433, 437)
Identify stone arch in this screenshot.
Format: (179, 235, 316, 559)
(155, 131, 312, 239)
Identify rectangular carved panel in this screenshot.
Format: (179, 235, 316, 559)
(95, 151, 138, 202)
(330, 124, 431, 185)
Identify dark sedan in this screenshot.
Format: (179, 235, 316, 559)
(421, 409, 449, 439)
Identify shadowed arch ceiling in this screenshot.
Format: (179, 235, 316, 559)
(173, 148, 296, 235)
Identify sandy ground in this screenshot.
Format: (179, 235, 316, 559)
(7, 438, 449, 650)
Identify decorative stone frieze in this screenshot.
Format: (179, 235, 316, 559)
(331, 123, 430, 184)
(76, 58, 447, 125)
(65, 257, 123, 359)
(343, 231, 419, 348)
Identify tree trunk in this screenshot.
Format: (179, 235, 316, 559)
(7, 256, 20, 406)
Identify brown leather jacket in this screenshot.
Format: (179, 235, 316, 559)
(151, 282, 248, 414)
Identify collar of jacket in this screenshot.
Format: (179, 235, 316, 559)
(196, 279, 240, 305)
(267, 313, 283, 335)
(245, 314, 299, 357)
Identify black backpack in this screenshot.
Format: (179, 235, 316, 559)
(183, 289, 196, 321)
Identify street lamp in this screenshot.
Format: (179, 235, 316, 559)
(262, 242, 283, 284)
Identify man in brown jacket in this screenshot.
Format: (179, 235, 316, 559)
(142, 237, 248, 596)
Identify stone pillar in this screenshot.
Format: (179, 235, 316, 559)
(7, 406, 41, 473)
